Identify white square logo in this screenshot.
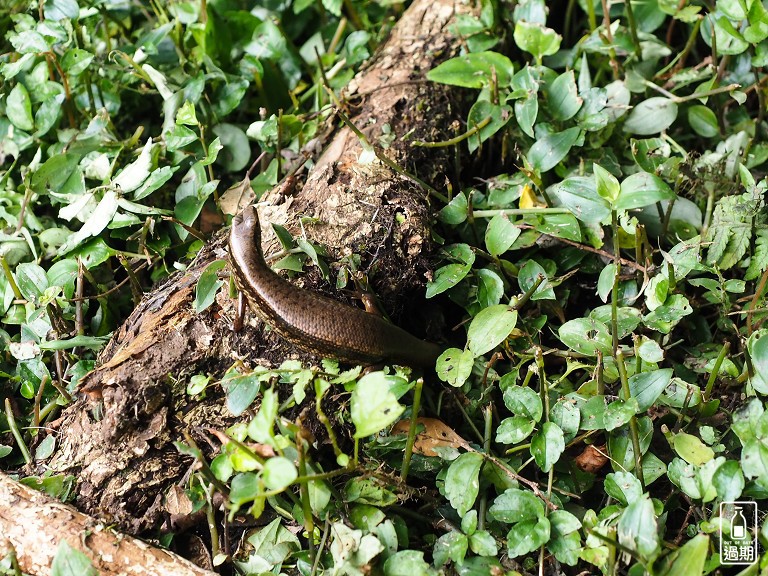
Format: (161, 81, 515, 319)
(719, 501, 758, 565)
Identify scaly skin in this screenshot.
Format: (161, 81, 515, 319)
(229, 205, 441, 367)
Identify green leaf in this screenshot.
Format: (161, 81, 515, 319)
(436, 348, 474, 387)
(7, 83, 34, 131)
(488, 488, 544, 524)
(467, 101, 511, 153)
(528, 127, 581, 173)
(383, 551, 438, 576)
(605, 471, 643, 506)
(518, 259, 555, 300)
(351, 372, 406, 438)
(549, 176, 610, 224)
(496, 415, 536, 444)
(506, 517, 550, 558)
(548, 526, 581, 566)
(112, 138, 154, 193)
(712, 460, 744, 502)
(262, 457, 298, 491)
(485, 213, 520, 256)
(476, 268, 504, 307)
(546, 70, 582, 121)
(673, 432, 714, 465)
(645, 274, 669, 311)
(246, 385, 278, 447)
(176, 100, 199, 126)
(133, 165, 178, 201)
(558, 317, 612, 356)
(34, 435, 56, 460)
(529, 212, 582, 241)
(51, 541, 97, 576)
(623, 97, 678, 135)
(503, 385, 543, 421)
(426, 244, 475, 298)
(213, 123, 250, 172)
(44, 0, 79, 20)
(618, 494, 659, 562)
(9, 30, 49, 54)
(513, 21, 561, 60)
(530, 421, 564, 472)
(230, 472, 260, 506)
(31, 153, 82, 195)
(594, 163, 620, 203)
(747, 330, 768, 393)
(439, 193, 469, 225)
(60, 49, 94, 75)
(468, 530, 498, 557)
(426, 51, 514, 89)
(16, 262, 48, 301)
(550, 397, 580, 440)
(58, 190, 120, 255)
(597, 263, 615, 303)
(466, 304, 518, 356)
(636, 337, 664, 363)
(603, 398, 639, 431)
(166, 125, 198, 151)
(687, 105, 719, 138)
(433, 531, 469, 567)
(224, 371, 263, 416)
(615, 172, 675, 211)
(643, 294, 693, 333)
(515, 93, 539, 138)
(195, 260, 226, 313)
(444, 452, 483, 516)
(745, 0, 768, 43)
(628, 368, 673, 412)
(656, 534, 709, 576)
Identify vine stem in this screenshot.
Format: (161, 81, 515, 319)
(616, 350, 646, 490)
(611, 211, 645, 489)
(400, 378, 424, 482)
(412, 116, 492, 148)
(5, 399, 31, 465)
(323, 86, 448, 203)
(611, 210, 620, 357)
(704, 341, 730, 402)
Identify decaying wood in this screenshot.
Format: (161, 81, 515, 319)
(0, 472, 216, 576)
(42, 0, 475, 537)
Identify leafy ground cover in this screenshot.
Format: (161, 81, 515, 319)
(2, 0, 768, 574)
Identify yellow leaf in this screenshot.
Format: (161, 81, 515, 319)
(519, 184, 545, 209)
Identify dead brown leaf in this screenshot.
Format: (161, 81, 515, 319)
(391, 417, 469, 457)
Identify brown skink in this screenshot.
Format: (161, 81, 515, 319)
(228, 205, 442, 367)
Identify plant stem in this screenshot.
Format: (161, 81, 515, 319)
(471, 208, 570, 218)
(412, 116, 492, 147)
(624, 0, 642, 62)
(297, 431, 316, 566)
(615, 350, 645, 490)
(611, 210, 621, 357)
(0, 256, 22, 299)
(400, 378, 424, 482)
(704, 341, 730, 402)
(513, 274, 545, 311)
(479, 402, 493, 531)
(5, 399, 31, 465)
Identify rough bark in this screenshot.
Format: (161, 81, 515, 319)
(0, 472, 216, 576)
(43, 0, 475, 536)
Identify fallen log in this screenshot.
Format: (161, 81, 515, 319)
(0, 472, 216, 576)
(43, 0, 474, 536)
